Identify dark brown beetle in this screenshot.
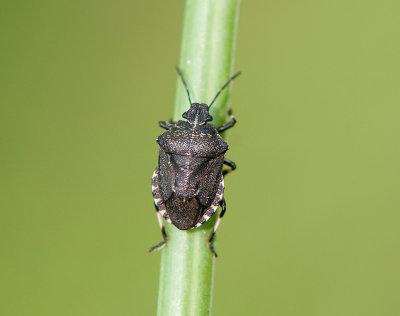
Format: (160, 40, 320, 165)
(149, 68, 240, 257)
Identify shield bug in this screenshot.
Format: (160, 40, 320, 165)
(149, 67, 240, 257)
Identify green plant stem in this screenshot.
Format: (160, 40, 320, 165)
(157, 0, 240, 315)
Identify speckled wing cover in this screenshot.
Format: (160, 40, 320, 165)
(154, 121, 228, 230)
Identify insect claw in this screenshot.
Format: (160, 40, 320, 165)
(148, 240, 167, 253)
(208, 242, 218, 258)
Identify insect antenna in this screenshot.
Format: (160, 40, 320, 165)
(176, 67, 192, 105)
(208, 72, 241, 109)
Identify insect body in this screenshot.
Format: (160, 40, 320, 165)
(149, 68, 240, 257)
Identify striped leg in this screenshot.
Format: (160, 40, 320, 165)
(208, 198, 227, 258)
(148, 203, 168, 253)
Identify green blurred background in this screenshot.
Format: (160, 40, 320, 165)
(1, 1, 400, 315)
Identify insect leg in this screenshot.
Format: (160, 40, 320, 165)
(208, 198, 227, 257)
(159, 121, 173, 130)
(217, 109, 236, 133)
(148, 202, 168, 253)
(159, 118, 177, 130)
(223, 158, 236, 176)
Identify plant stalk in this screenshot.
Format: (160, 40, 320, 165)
(156, 0, 240, 315)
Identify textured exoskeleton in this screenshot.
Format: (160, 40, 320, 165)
(149, 68, 239, 257)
